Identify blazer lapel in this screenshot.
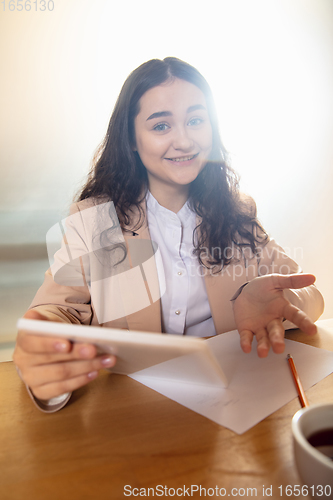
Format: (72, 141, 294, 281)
(121, 210, 162, 333)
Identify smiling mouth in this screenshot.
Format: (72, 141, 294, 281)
(165, 153, 199, 162)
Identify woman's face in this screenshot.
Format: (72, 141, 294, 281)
(134, 78, 213, 197)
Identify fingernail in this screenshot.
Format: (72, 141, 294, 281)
(55, 342, 68, 352)
(87, 371, 98, 380)
(101, 356, 115, 368)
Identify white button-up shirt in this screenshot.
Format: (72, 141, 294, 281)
(146, 193, 216, 338)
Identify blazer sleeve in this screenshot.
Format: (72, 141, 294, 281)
(23, 201, 95, 413)
(29, 200, 94, 324)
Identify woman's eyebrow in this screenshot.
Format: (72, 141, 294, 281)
(146, 104, 206, 121)
(146, 111, 172, 121)
(187, 104, 206, 113)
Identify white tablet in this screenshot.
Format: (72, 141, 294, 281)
(17, 318, 228, 387)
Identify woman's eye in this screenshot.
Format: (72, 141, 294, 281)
(153, 123, 170, 132)
(188, 117, 203, 126)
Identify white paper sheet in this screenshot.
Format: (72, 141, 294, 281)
(129, 327, 333, 434)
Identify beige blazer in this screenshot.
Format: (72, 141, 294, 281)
(30, 198, 324, 334)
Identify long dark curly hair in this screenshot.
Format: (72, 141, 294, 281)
(78, 57, 268, 269)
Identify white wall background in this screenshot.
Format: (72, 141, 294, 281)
(0, 0, 332, 317)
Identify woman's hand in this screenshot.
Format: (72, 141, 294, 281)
(232, 273, 317, 358)
(13, 309, 116, 400)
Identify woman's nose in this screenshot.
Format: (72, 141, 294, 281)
(173, 127, 194, 151)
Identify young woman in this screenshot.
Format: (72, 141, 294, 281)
(13, 57, 324, 412)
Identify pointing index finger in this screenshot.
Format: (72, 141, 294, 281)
(271, 273, 316, 291)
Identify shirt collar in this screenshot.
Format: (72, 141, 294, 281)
(146, 191, 195, 228)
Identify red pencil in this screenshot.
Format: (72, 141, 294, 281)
(287, 354, 309, 408)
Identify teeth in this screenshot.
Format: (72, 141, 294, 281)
(168, 155, 196, 162)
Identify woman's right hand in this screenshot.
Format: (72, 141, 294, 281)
(13, 309, 116, 400)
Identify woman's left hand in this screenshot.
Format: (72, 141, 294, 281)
(232, 273, 317, 357)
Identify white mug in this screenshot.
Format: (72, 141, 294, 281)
(291, 403, 333, 498)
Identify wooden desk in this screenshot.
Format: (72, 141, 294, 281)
(1, 321, 332, 500)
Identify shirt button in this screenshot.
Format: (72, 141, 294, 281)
(177, 271, 182, 276)
(175, 310, 181, 315)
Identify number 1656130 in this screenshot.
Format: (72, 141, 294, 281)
(1, 0, 54, 11)
(278, 485, 332, 497)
